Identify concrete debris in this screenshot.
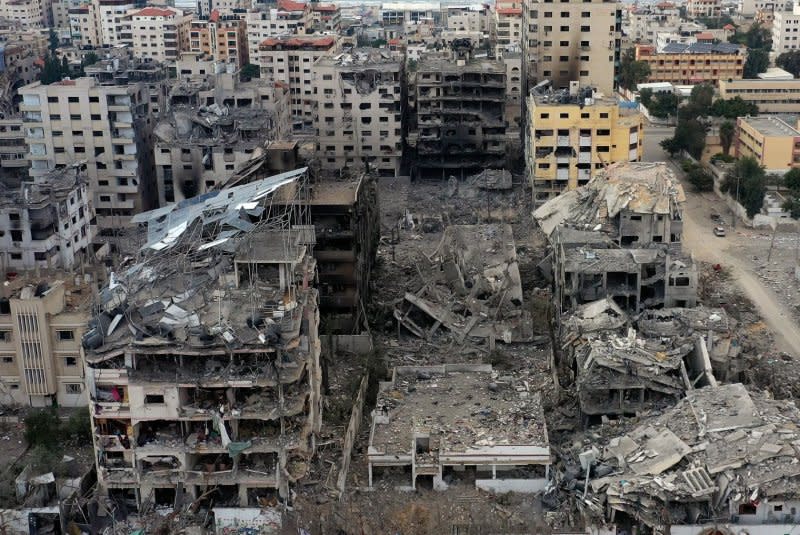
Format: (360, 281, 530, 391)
(394, 224, 536, 344)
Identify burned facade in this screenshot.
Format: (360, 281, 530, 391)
(535, 162, 695, 316)
(313, 49, 404, 178)
(407, 39, 508, 179)
(154, 71, 290, 206)
(308, 176, 379, 333)
(83, 169, 322, 512)
(368, 364, 551, 493)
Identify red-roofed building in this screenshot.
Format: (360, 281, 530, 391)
(495, 3, 521, 50)
(310, 3, 340, 32)
(188, 10, 248, 68)
(695, 31, 714, 42)
(128, 6, 191, 62)
(258, 35, 338, 128)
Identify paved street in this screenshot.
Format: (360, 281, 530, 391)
(642, 125, 674, 162)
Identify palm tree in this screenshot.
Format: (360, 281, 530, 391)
(719, 120, 735, 156)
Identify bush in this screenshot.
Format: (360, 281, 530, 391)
(63, 407, 92, 446)
(24, 409, 60, 450)
(711, 153, 735, 164)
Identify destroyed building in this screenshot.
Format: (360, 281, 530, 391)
(394, 224, 534, 344)
(573, 383, 800, 534)
(154, 70, 291, 205)
(535, 163, 695, 315)
(407, 38, 509, 179)
(307, 176, 379, 333)
(560, 296, 733, 422)
(313, 48, 404, 178)
(368, 364, 551, 493)
(83, 168, 323, 513)
(0, 162, 95, 271)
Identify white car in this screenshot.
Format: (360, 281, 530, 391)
(713, 226, 726, 237)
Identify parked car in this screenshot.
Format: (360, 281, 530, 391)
(710, 212, 723, 223)
(713, 226, 726, 237)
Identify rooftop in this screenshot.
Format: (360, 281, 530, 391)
(316, 48, 400, 67)
(660, 41, 744, 54)
(0, 162, 87, 209)
(260, 35, 335, 48)
(534, 162, 685, 237)
(739, 115, 800, 137)
(132, 6, 177, 17)
(370, 365, 549, 457)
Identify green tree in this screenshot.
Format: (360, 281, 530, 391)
(685, 161, 715, 191)
(660, 136, 681, 157)
(646, 91, 680, 118)
(784, 167, 800, 191)
(710, 96, 759, 118)
(719, 120, 735, 156)
(48, 28, 58, 52)
(619, 48, 651, 90)
(24, 409, 61, 450)
(239, 63, 259, 81)
(82, 51, 99, 67)
(690, 83, 714, 109)
(777, 50, 800, 77)
(744, 48, 770, 78)
(696, 15, 734, 29)
(730, 23, 771, 50)
(660, 118, 708, 158)
(721, 156, 766, 217)
(782, 197, 800, 218)
(40, 54, 65, 84)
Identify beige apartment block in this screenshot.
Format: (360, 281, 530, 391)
(20, 77, 157, 229)
(310, 3, 340, 32)
(189, 10, 249, 68)
(494, 5, 522, 50)
(522, 0, 620, 97)
(772, 5, 800, 57)
(0, 276, 92, 408)
(69, 3, 99, 46)
(126, 6, 191, 63)
(0, 118, 27, 175)
(735, 115, 800, 173)
(313, 49, 403, 177)
(635, 42, 745, 85)
(258, 35, 337, 130)
(0, 0, 44, 27)
(444, 4, 489, 33)
(719, 78, 800, 114)
(686, 0, 721, 18)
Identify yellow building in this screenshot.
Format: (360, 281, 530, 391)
(635, 43, 744, 86)
(719, 78, 800, 114)
(526, 87, 644, 203)
(735, 116, 800, 173)
(0, 276, 92, 407)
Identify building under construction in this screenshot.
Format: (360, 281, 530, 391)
(82, 168, 322, 517)
(408, 39, 508, 179)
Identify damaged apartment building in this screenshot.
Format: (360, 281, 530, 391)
(154, 58, 292, 206)
(566, 383, 800, 534)
(407, 38, 509, 179)
(82, 168, 323, 513)
(313, 48, 403, 178)
(535, 162, 714, 422)
(535, 162, 694, 315)
(368, 364, 551, 493)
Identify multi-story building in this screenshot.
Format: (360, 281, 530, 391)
(719, 78, 800, 114)
(626, 3, 681, 44)
(313, 49, 403, 178)
(526, 83, 643, 202)
(84, 168, 321, 511)
(686, 0, 721, 18)
(445, 4, 489, 33)
(634, 42, 745, 86)
(0, 0, 44, 27)
(69, 3, 98, 46)
(739, 0, 776, 17)
(772, 5, 800, 57)
(189, 10, 248, 69)
(500, 47, 523, 134)
(522, 0, 621, 99)
(126, 6, 191, 63)
(154, 70, 289, 205)
(735, 115, 800, 173)
(0, 118, 28, 179)
(381, 1, 440, 26)
(20, 77, 157, 229)
(407, 42, 508, 179)
(258, 35, 337, 130)
(0, 275, 93, 408)
(494, 5, 522, 52)
(310, 3, 339, 32)
(0, 163, 95, 273)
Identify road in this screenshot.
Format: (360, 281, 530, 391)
(667, 158, 800, 356)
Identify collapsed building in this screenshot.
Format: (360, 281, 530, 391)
(394, 224, 534, 344)
(407, 38, 509, 179)
(83, 168, 323, 515)
(535, 162, 695, 316)
(154, 69, 292, 206)
(368, 364, 551, 493)
(571, 383, 800, 534)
